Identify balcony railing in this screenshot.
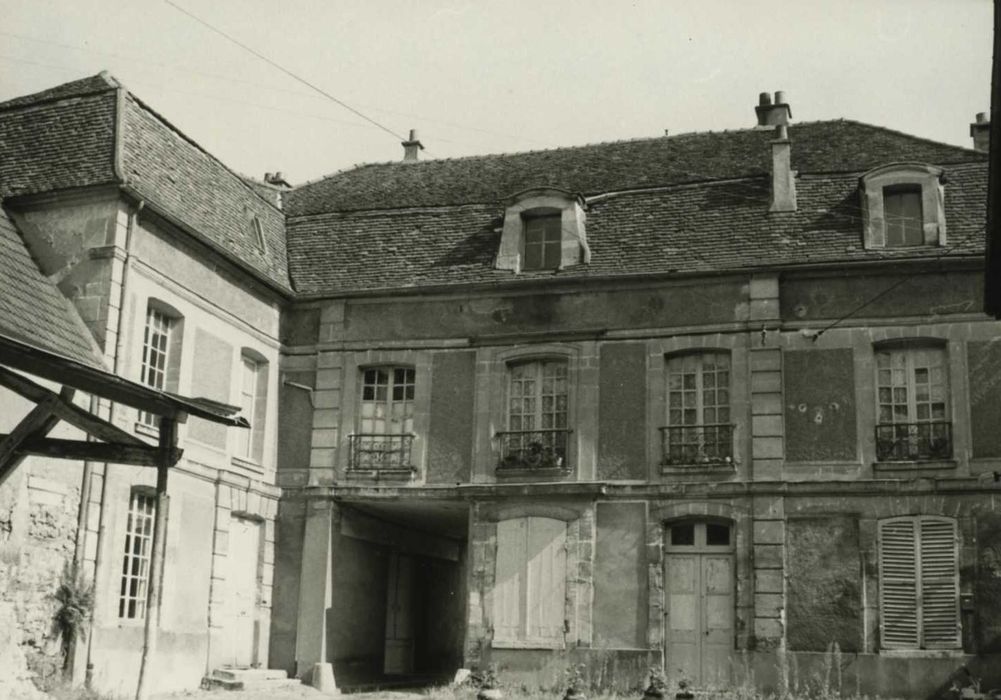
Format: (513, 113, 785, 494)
(660, 424, 735, 467)
(348, 433, 416, 472)
(875, 421, 952, 461)
(496, 429, 571, 471)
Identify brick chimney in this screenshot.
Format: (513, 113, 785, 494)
(402, 129, 424, 161)
(755, 91, 792, 128)
(970, 112, 990, 152)
(770, 124, 797, 212)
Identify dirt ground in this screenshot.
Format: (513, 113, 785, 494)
(152, 688, 428, 700)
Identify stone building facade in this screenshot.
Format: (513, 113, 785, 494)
(1, 75, 998, 699)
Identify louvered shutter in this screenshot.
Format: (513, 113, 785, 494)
(919, 518, 960, 648)
(525, 517, 567, 643)
(879, 518, 919, 648)
(493, 519, 526, 643)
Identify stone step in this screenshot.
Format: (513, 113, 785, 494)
(202, 667, 299, 691)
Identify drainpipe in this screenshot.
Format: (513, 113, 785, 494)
(79, 197, 143, 687)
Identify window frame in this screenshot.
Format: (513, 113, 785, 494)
(882, 184, 925, 248)
(521, 212, 562, 271)
(877, 515, 961, 650)
(498, 357, 572, 471)
(137, 301, 183, 429)
(233, 349, 269, 464)
(349, 365, 417, 472)
(873, 344, 951, 462)
(662, 350, 734, 467)
(118, 487, 156, 621)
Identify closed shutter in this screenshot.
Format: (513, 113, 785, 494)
(492, 517, 567, 646)
(879, 518, 919, 648)
(525, 517, 566, 643)
(493, 519, 525, 643)
(878, 516, 960, 649)
(919, 518, 960, 648)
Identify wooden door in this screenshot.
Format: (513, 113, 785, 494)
(223, 516, 261, 667)
(384, 552, 415, 674)
(664, 521, 734, 687)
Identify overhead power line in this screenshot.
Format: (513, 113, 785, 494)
(163, 0, 410, 145)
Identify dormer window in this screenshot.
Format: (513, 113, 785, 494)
(250, 216, 266, 255)
(860, 163, 946, 249)
(496, 188, 589, 273)
(523, 213, 562, 270)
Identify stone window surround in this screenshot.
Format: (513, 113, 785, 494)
(495, 188, 589, 273)
(337, 349, 432, 483)
(860, 163, 946, 249)
(646, 500, 753, 652)
(477, 343, 583, 480)
(646, 337, 748, 481)
(136, 297, 184, 435)
(470, 501, 594, 654)
(234, 346, 269, 467)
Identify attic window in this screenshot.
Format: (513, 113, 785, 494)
(860, 163, 945, 249)
(495, 188, 589, 273)
(250, 216, 266, 254)
(523, 213, 562, 270)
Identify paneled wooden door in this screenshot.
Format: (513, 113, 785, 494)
(664, 521, 735, 687)
(224, 516, 262, 667)
(384, 552, 415, 674)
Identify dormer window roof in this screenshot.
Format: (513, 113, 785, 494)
(495, 187, 589, 273)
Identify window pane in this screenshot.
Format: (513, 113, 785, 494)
(706, 523, 731, 546)
(671, 523, 695, 546)
(884, 186, 924, 247)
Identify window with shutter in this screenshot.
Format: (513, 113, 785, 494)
(493, 517, 567, 648)
(878, 516, 960, 650)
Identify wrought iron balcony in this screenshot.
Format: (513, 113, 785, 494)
(496, 429, 571, 471)
(875, 421, 952, 461)
(348, 433, 416, 472)
(660, 424, 735, 467)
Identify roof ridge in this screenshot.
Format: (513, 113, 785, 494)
(0, 71, 119, 113)
(835, 118, 987, 158)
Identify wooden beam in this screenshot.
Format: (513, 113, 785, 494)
(0, 366, 147, 447)
(0, 395, 60, 488)
(135, 418, 176, 700)
(0, 435, 182, 467)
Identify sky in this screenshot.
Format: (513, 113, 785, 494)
(0, 0, 993, 186)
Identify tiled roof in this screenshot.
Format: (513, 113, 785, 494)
(0, 74, 291, 291)
(0, 209, 105, 368)
(119, 94, 290, 289)
(286, 163, 987, 295)
(286, 120, 987, 215)
(0, 87, 118, 198)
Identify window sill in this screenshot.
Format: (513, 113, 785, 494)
(878, 649, 967, 659)
(872, 459, 956, 473)
(495, 466, 572, 479)
(492, 639, 565, 650)
(660, 462, 736, 476)
(344, 467, 417, 482)
(230, 456, 264, 475)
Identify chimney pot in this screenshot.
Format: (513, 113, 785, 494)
(755, 90, 791, 127)
(402, 127, 424, 162)
(970, 112, 990, 152)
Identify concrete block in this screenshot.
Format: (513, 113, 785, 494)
(313, 389, 341, 410)
(750, 349, 782, 371)
(312, 408, 340, 430)
(752, 415, 783, 437)
(752, 496, 784, 519)
(309, 448, 336, 468)
(316, 352, 343, 369)
(754, 617, 783, 640)
(755, 568, 784, 593)
(754, 544, 784, 569)
(749, 275, 779, 300)
(752, 393, 783, 415)
(311, 428, 339, 449)
(753, 520, 785, 544)
(753, 459, 784, 480)
(315, 369, 342, 390)
(752, 436, 783, 459)
(751, 371, 782, 393)
(754, 593, 783, 617)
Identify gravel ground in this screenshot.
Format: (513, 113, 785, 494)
(152, 687, 428, 700)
